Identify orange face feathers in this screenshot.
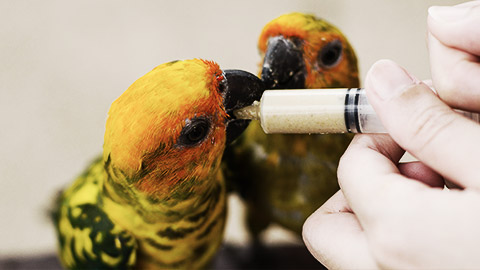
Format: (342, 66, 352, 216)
(101, 59, 265, 197)
(103, 59, 228, 194)
(258, 13, 322, 53)
(259, 12, 359, 89)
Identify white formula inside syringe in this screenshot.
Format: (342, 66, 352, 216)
(234, 88, 480, 134)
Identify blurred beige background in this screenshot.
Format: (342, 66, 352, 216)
(0, 0, 465, 258)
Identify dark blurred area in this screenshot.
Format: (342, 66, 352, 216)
(0, 244, 324, 270)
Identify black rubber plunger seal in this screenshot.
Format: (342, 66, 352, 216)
(344, 88, 361, 133)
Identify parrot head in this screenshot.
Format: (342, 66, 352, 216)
(258, 12, 359, 89)
(103, 59, 264, 198)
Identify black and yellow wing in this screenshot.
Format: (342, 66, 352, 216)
(52, 158, 137, 270)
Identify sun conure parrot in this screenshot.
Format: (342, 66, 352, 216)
(51, 59, 264, 269)
(223, 13, 360, 236)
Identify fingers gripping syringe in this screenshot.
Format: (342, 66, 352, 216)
(234, 88, 480, 134)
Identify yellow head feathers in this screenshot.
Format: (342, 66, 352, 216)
(103, 59, 227, 191)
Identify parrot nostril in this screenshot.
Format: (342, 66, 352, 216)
(290, 37, 304, 49)
(261, 36, 306, 89)
(261, 66, 277, 88)
(218, 82, 226, 93)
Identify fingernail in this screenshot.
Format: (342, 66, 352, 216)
(428, 5, 469, 23)
(366, 59, 418, 101)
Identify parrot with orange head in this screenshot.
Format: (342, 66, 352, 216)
(224, 13, 360, 237)
(52, 59, 264, 269)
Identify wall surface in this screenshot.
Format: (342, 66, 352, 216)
(0, 0, 465, 257)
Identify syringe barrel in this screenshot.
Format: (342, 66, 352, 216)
(259, 88, 351, 134)
(257, 88, 480, 134)
(260, 88, 380, 133)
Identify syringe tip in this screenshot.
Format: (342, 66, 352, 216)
(233, 101, 260, 120)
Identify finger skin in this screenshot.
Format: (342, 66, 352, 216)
(338, 60, 480, 269)
(398, 161, 445, 188)
(337, 133, 480, 269)
(366, 60, 480, 190)
(302, 191, 378, 269)
(427, 32, 480, 111)
(304, 150, 444, 269)
(428, 2, 480, 56)
(338, 134, 436, 228)
(306, 12, 480, 267)
(427, 2, 480, 111)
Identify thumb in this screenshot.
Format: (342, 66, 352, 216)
(365, 59, 480, 190)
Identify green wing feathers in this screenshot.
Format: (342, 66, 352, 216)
(52, 157, 137, 269)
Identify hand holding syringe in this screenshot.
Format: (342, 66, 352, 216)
(234, 88, 480, 134)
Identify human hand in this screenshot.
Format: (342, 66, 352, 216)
(428, 1, 480, 112)
(302, 59, 480, 269)
(302, 3, 480, 268)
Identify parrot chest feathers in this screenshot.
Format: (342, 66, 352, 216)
(55, 157, 226, 269)
(101, 161, 227, 269)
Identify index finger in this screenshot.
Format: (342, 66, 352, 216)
(428, 30, 480, 112)
(428, 2, 480, 56)
(428, 2, 480, 111)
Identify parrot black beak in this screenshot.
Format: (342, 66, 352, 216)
(222, 69, 265, 144)
(261, 36, 306, 89)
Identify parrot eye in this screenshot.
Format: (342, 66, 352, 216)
(318, 40, 343, 68)
(177, 117, 211, 147)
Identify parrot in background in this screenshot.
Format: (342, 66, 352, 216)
(52, 59, 264, 269)
(224, 12, 360, 237)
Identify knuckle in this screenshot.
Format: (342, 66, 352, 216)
(434, 64, 459, 93)
(404, 103, 457, 155)
(436, 60, 480, 109)
(337, 138, 367, 181)
(337, 153, 351, 184)
(432, 64, 465, 102)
